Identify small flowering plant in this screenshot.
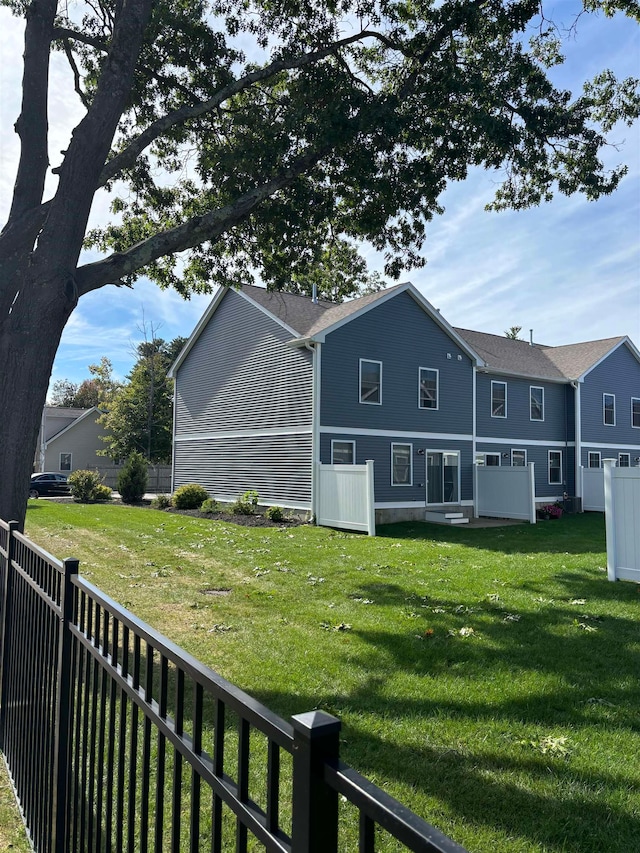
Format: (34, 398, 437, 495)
(538, 503, 563, 519)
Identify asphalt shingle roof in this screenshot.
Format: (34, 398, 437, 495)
(239, 284, 631, 382)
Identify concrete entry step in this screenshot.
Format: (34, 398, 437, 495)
(425, 511, 469, 525)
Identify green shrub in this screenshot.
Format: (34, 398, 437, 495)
(229, 489, 259, 515)
(117, 452, 148, 504)
(172, 483, 209, 510)
(93, 484, 113, 502)
(265, 505, 285, 522)
(68, 470, 110, 503)
(151, 493, 172, 509)
(200, 498, 219, 514)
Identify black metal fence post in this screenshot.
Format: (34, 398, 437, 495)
(291, 710, 341, 853)
(52, 557, 79, 853)
(0, 520, 19, 749)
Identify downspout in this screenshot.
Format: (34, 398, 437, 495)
(572, 380, 581, 501)
(472, 364, 477, 517)
(305, 340, 320, 520)
(170, 373, 178, 495)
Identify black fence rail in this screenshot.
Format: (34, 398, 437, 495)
(0, 519, 468, 853)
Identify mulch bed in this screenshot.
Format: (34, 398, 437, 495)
(161, 507, 307, 527)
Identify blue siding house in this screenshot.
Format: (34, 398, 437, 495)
(169, 283, 640, 522)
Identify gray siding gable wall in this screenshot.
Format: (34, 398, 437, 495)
(476, 374, 571, 442)
(320, 291, 474, 434)
(580, 343, 640, 445)
(175, 289, 313, 435)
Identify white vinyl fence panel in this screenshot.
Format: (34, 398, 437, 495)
(316, 460, 375, 536)
(474, 462, 536, 523)
(581, 466, 605, 512)
(604, 459, 640, 582)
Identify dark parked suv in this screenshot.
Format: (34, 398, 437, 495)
(29, 473, 71, 498)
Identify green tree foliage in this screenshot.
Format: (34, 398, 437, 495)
(505, 326, 523, 340)
(99, 337, 185, 463)
(0, 0, 638, 527)
(49, 357, 121, 409)
(116, 452, 148, 503)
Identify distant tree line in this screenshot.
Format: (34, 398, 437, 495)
(49, 337, 186, 464)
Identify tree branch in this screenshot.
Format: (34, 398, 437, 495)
(35, 0, 154, 264)
(77, 145, 330, 294)
(8, 0, 57, 222)
(98, 29, 399, 187)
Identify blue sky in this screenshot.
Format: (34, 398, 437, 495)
(1, 5, 638, 388)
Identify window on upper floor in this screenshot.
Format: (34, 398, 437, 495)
(359, 359, 382, 405)
(603, 393, 615, 426)
(588, 451, 601, 468)
(632, 398, 640, 428)
(59, 453, 72, 472)
(548, 451, 562, 484)
(619, 453, 630, 467)
(511, 449, 527, 466)
(418, 368, 439, 410)
(391, 443, 412, 486)
(331, 440, 355, 465)
(491, 381, 507, 418)
(530, 386, 544, 421)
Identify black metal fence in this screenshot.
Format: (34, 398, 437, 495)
(0, 518, 468, 853)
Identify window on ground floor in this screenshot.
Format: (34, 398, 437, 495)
(588, 451, 601, 468)
(548, 451, 562, 484)
(391, 443, 412, 486)
(619, 453, 630, 467)
(331, 440, 355, 465)
(485, 453, 500, 466)
(59, 453, 72, 472)
(511, 449, 527, 466)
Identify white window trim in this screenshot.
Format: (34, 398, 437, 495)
(491, 380, 507, 418)
(632, 398, 640, 429)
(359, 358, 382, 406)
(59, 452, 72, 472)
(418, 367, 439, 411)
(391, 442, 413, 487)
(548, 450, 562, 485)
(331, 440, 355, 465)
(511, 449, 527, 466)
(485, 453, 501, 466)
(588, 451, 601, 468)
(603, 393, 616, 426)
(530, 386, 545, 422)
(619, 452, 631, 467)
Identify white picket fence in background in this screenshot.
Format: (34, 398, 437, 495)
(581, 466, 605, 512)
(603, 458, 640, 583)
(316, 460, 376, 536)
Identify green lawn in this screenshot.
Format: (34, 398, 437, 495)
(21, 502, 640, 853)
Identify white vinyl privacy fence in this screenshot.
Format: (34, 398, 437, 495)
(604, 458, 640, 582)
(581, 466, 605, 512)
(474, 462, 536, 523)
(316, 460, 375, 536)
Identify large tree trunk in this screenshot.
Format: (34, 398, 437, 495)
(0, 267, 77, 529)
